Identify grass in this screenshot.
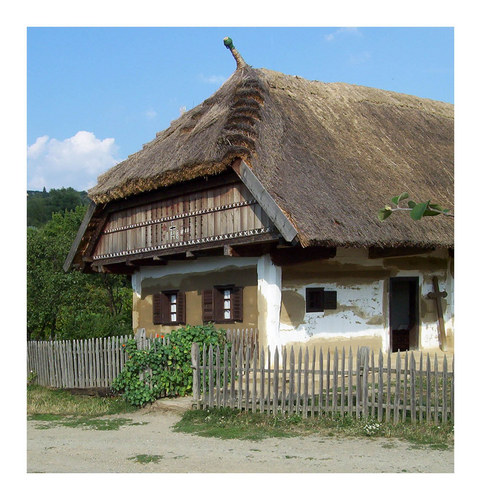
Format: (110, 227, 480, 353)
(27, 385, 141, 430)
(128, 454, 164, 464)
(173, 407, 454, 448)
(27, 384, 137, 417)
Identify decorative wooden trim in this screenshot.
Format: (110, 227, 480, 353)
(63, 201, 97, 272)
(232, 160, 298, 243)
(90, 231, 278, 267)
(93, 227, 275, 261)
(102, 199, 257, 235)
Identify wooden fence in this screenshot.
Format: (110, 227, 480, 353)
(191, 343, 454, 424)
(27, 336, 133, 389)
(27, 328, 258, 390)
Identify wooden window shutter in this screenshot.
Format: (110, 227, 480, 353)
(202, 289, 215, 323)
(213, 287, 224, 323)
(153, 293, 162, 325)
(306, 288, 324, 312)
(324, 291, 337, 310)
(176, 291, 186, 324)
(231, 287, 244, 322)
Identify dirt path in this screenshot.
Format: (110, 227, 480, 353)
(27, 405, 453, 473)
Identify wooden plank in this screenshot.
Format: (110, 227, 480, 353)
(237, 344, 243, 410)
(356, 348, 361, 419)
(266, 347, 271, 415)
(281, 346, 287, 415)
(273, 347, 279, 415)
(319, 348, 324, 416)
(386, 351, 392, 423)
(332, 348, 338, 415)
(426, 354, 431, 424)
(191, 343, 200, 408)
(402, 354, 408, 423)
(208, 345, 214, 408)
(216, 345, 221, 408)
(288, 347, 294, 416)
(202, 344, 207, 408)
(252, 344, 258, 413)
(311, 347, 316, 418)
(450, 356, 454, 422)
(378, 350, 384, 422)
(296, 347, 302, 415)
(348, 348, 353, 417)
(418, 352, 423, 423)
(442, 355, 448, 423)
(340, 348, 345, 417)
(223, 344, 229, 409)
(370, 350, 375, 418)
(410, 352, 416, 423)
(259, 347, 265, 414)
(303, 348, 309, 418)
(362, 349, 368, 419)
(230, 343, 236, 409)
(434, 354, 439, 425)
(326, 349, 331, 416)
(245, 345, 251, 412)
(394, 352, 401, 424)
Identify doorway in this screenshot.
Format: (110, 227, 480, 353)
(389, 277, 419, 352)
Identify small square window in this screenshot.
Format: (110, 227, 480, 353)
(306, 288, 324, 312)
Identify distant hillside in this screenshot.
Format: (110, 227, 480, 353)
(27, 187, 89, 227)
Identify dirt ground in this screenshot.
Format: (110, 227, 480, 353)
(27, 399, 454, 473)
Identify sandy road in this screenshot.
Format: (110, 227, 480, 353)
(27, 409, 453, 473)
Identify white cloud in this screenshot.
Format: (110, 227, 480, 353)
(144, 109, 157, 119)
(325, 27, 362, 42)
(199, 73, 227, 85)
(27, 131, 120, 191)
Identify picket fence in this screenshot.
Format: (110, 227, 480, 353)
(27, 328, 258, 390)
(191, 343, 454, 424)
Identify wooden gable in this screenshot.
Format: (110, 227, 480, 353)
(90, 177, 277, 265)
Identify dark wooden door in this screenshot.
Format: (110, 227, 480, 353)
(389, 277, 419, 352)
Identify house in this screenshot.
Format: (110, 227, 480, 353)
(65, 39, 454, 357)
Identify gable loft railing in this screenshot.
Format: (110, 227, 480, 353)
(191, 343, 454, 424)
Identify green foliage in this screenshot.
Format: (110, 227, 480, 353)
(112, 325, 228, 407)
(378, 192, 453, 221)
(27, 204, 132, 340)
(27, 187, 89, 227)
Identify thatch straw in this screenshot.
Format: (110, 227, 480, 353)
(88, 66, 453, 249)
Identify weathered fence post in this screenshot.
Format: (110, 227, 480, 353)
(191, 343, 200, 408)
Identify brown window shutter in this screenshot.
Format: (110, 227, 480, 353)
(202, 289, 214, 323)
(232, 287, 244, 322)
(153, 293, 162, 325)
(177, 291, 186, 324)
(324, 291, 337, 310)
(213, 287, 224, 323)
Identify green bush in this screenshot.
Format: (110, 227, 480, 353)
(112, 324, 228, 407)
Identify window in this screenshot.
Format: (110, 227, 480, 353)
(202, 286, 243, 323)
(305, 288, 337, 313)
(153, 290, 186, 325)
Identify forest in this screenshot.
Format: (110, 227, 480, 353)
(27, 188, 133, 340)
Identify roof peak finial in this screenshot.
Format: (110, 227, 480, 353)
(223, 37, 247, 70)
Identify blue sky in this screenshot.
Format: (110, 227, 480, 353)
(27, 27, 454, 192)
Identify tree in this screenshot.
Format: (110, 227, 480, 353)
(378, 192, 453, 221)
(27, 205, 132, 340)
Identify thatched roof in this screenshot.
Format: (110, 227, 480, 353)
(88, 65, 454, 249)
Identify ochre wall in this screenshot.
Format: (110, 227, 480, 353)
(133, 266, 258, 336)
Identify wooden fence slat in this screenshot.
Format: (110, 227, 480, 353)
(311, 347, 316, 418)
(332, 348, 338, 415)
(442, 355, 448, 424)
(273, 347, 279, 414)
(410, 352, 416, 422)
(281, 346, 287, 415)
(202, 344, 207, 408)
(386, 351, 391, 423)
(303, 348, 309, 418)
(402, 354, 408, 423)
(230, 343, 236, 409)
(266, 347, 271, 415)
(237, 343, 243, 411)
(426, 353, 431, 423)
(191, 343, 200, 407)
(370, 350, 375, 418)
(260, 347, 265, 414)
(355, 348, 361, 419)
(434, 353, 439, 425)
(348, 348, 353, 417)
(245, 345, 251, 412)
(208, 345, 214, 408)
(296, 347, 302, 415)
(362, 349, 369, 419)
(378, 350, 384, 422)
(252, 344, 258, 413)
(418, 352, 423, 423)
(340, 348, 345, 416)
(394, 351, 401, 424)
(216, 345, 221, 408)
(289, 347, 295, 416)
(319, 348, 324, 415)
(223, 344, 229, 409)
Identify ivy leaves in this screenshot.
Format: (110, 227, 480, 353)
(378, 192, 453, 222)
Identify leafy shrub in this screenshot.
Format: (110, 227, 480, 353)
(112, 324, 228, 407)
